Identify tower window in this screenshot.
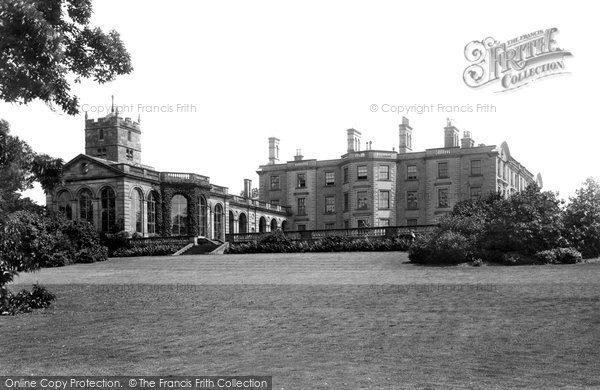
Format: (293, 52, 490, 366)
(126, 148, 134, 160)
(99, 129, 104, 140)
(128, 130, 132, 142)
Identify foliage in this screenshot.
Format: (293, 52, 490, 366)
(0, 120, 63, 217)
(409, 185, 573, 265)
(0, 284, 55, 316)
(0, 210, 107, 306)
(226, 232, 413, 254)
(0, 0, 133, 114)
(112, 243, 183, 257)
(408, 231, 471, 264)
(563, 177, 600, 259)
(100, 230, 131, 254)
(534, 247, 583, 265)
(482, 185, 566, 255)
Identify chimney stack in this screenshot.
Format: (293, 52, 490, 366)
(244, 179, 252, 198)
(461, 131, 475, 148)
(398, 116, 413, 153)
(294, 149, 304, 161)
(347, 128, 361, 153)
(444, 118, 459, 148)
(268, 137, 280, 165)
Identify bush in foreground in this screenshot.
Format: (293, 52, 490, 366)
(535, 248, 583, 265)
(408, 231, 471, 264)
(0, 284, 55, 316)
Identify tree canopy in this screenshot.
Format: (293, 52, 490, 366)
(0, 0, 133, 115)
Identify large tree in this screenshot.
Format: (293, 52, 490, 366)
(0, 119, 63, 217)
(0, 0, 133, 115)
(564, 177, 600, 259)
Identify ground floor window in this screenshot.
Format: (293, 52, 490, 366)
(79, 189, 93, 225)
(131, 188, 143, 234)
(171, 194, 188, 236)
(199, 196, 207, 236)
(147, 191, 158, 234)
(100, 187, 116, 232)
(57, 191, 72, 220)
(214, 203, 223, 240)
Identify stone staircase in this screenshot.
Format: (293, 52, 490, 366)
(177, 237, 224, 255)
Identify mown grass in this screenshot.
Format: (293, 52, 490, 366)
(2, 252, 600, 389)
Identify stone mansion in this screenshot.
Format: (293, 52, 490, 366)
(47, 110, 541, 237)
(257, 117, 542, 230)
(47, 109, 288, 239)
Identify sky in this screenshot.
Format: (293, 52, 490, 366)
(1, 0, 598, 203)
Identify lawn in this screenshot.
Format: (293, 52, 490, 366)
(2, 252, 600, 389)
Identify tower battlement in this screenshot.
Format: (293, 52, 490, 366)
(84, 111, 142, 165)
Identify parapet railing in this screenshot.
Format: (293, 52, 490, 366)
(160, 172, 211, 184)
(225, 225, 437, 243)
(229, 195, 289, 213)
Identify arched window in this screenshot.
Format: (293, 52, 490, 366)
(147, 191, 158, 235)
(270, 218, 278, 232)
(281, 221, 288, 231)
(100, 187, 116, 232)
(78, 189, 93, 225)
(214, 203, 223, 241)
(228, 211, 235, 234)
(57, 191, 72, 219)
(171, 195, 188, 236)
(131, 188, 143, 234)
(198, 196, 207, 237)
(238, 213, 247, 234)
(259, 217, 266, 233)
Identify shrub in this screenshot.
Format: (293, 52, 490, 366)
(554, 247, 583, 264)
(408, 231, 471, 264)
(534, 247, 582, 265)
(101, 231, 131, 254)
(112, 243, 183, 257)
(534, 249, 557, 264)
(225, 235, 414, 254)
(0, 284, 55, 316)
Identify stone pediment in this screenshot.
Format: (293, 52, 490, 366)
(62, 154, 125, 182)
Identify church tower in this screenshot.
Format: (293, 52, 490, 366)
(84, 97, 142, 164)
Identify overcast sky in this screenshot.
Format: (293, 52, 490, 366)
(1, 0, 598, 203)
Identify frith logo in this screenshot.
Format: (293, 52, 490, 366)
(463, 28, 572, 92)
